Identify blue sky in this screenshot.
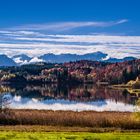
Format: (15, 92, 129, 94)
(0, 0, 140, 35)
(0, 0, 140, 58)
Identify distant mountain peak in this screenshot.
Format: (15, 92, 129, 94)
(12, 54, 31, 60)
(39, 52, 108, 63)
(12, 54, 32, 65)
(0, 54, 17, 67)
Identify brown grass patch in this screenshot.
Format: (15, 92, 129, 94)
(0, 109, 140, 130)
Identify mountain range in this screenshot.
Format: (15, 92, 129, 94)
(0, 52, 137, 66)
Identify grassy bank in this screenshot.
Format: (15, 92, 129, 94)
(0, 125, 140, 133)
(0, 109, 140, 130)
(0, 131, 140, 140)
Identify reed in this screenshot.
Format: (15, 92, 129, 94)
(0, 109, 140, 130)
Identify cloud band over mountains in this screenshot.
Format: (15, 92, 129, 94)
(0, 19, 140, 59)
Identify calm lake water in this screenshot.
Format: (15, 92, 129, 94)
(0, 84, 139, 112)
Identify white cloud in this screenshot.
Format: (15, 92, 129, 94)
(29, 57, 43, 63)
(5, 34, 139, 58)
(6, 19, 128, 32)
(0, 21, 140, 59)
(116, 19, 128, 24)
(13, 57, 29, 65)
(11, 98, 134, 112)
(0, 30, 45, 37)
(15, 34, 140, 44)
(0, 40, 139, 59)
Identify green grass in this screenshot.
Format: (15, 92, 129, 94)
(0, 131, 140, 140)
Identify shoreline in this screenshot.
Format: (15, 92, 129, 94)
(1, 109, 134, 113)
(0, 125, 140, 133)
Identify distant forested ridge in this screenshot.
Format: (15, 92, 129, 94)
(0, 59, 140, 85)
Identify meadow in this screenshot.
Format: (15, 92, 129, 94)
(1, 109, 140, 139)
(0, 131, 140, 140)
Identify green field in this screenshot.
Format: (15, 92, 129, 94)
(0, 132, 140, 140)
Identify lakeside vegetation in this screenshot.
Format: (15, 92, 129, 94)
(0, 110, 140, 130)
(112, 77, 140, 88)
(112, 77, 140, 97)
(1, 125, 139, 133)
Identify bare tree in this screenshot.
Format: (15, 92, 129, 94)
(133, 99, 140, 121)
(0, 93, 12, 110)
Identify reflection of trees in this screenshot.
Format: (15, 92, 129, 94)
(0, 94, 2, 110)
(68, 85, 137, 103)
(25, 84, 69, 100)
(1, 84, 138, 104)
(0, 85, 15, 93)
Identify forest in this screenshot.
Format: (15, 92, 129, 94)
(0, 59, 140, 85)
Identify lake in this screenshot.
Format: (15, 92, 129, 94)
(0, 84, 139, 112)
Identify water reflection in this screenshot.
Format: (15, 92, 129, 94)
(0, 84, 139, 112)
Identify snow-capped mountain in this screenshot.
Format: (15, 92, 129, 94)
(12, 54, 32, 65)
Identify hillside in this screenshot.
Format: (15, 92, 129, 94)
(0, 59, 140, 85)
